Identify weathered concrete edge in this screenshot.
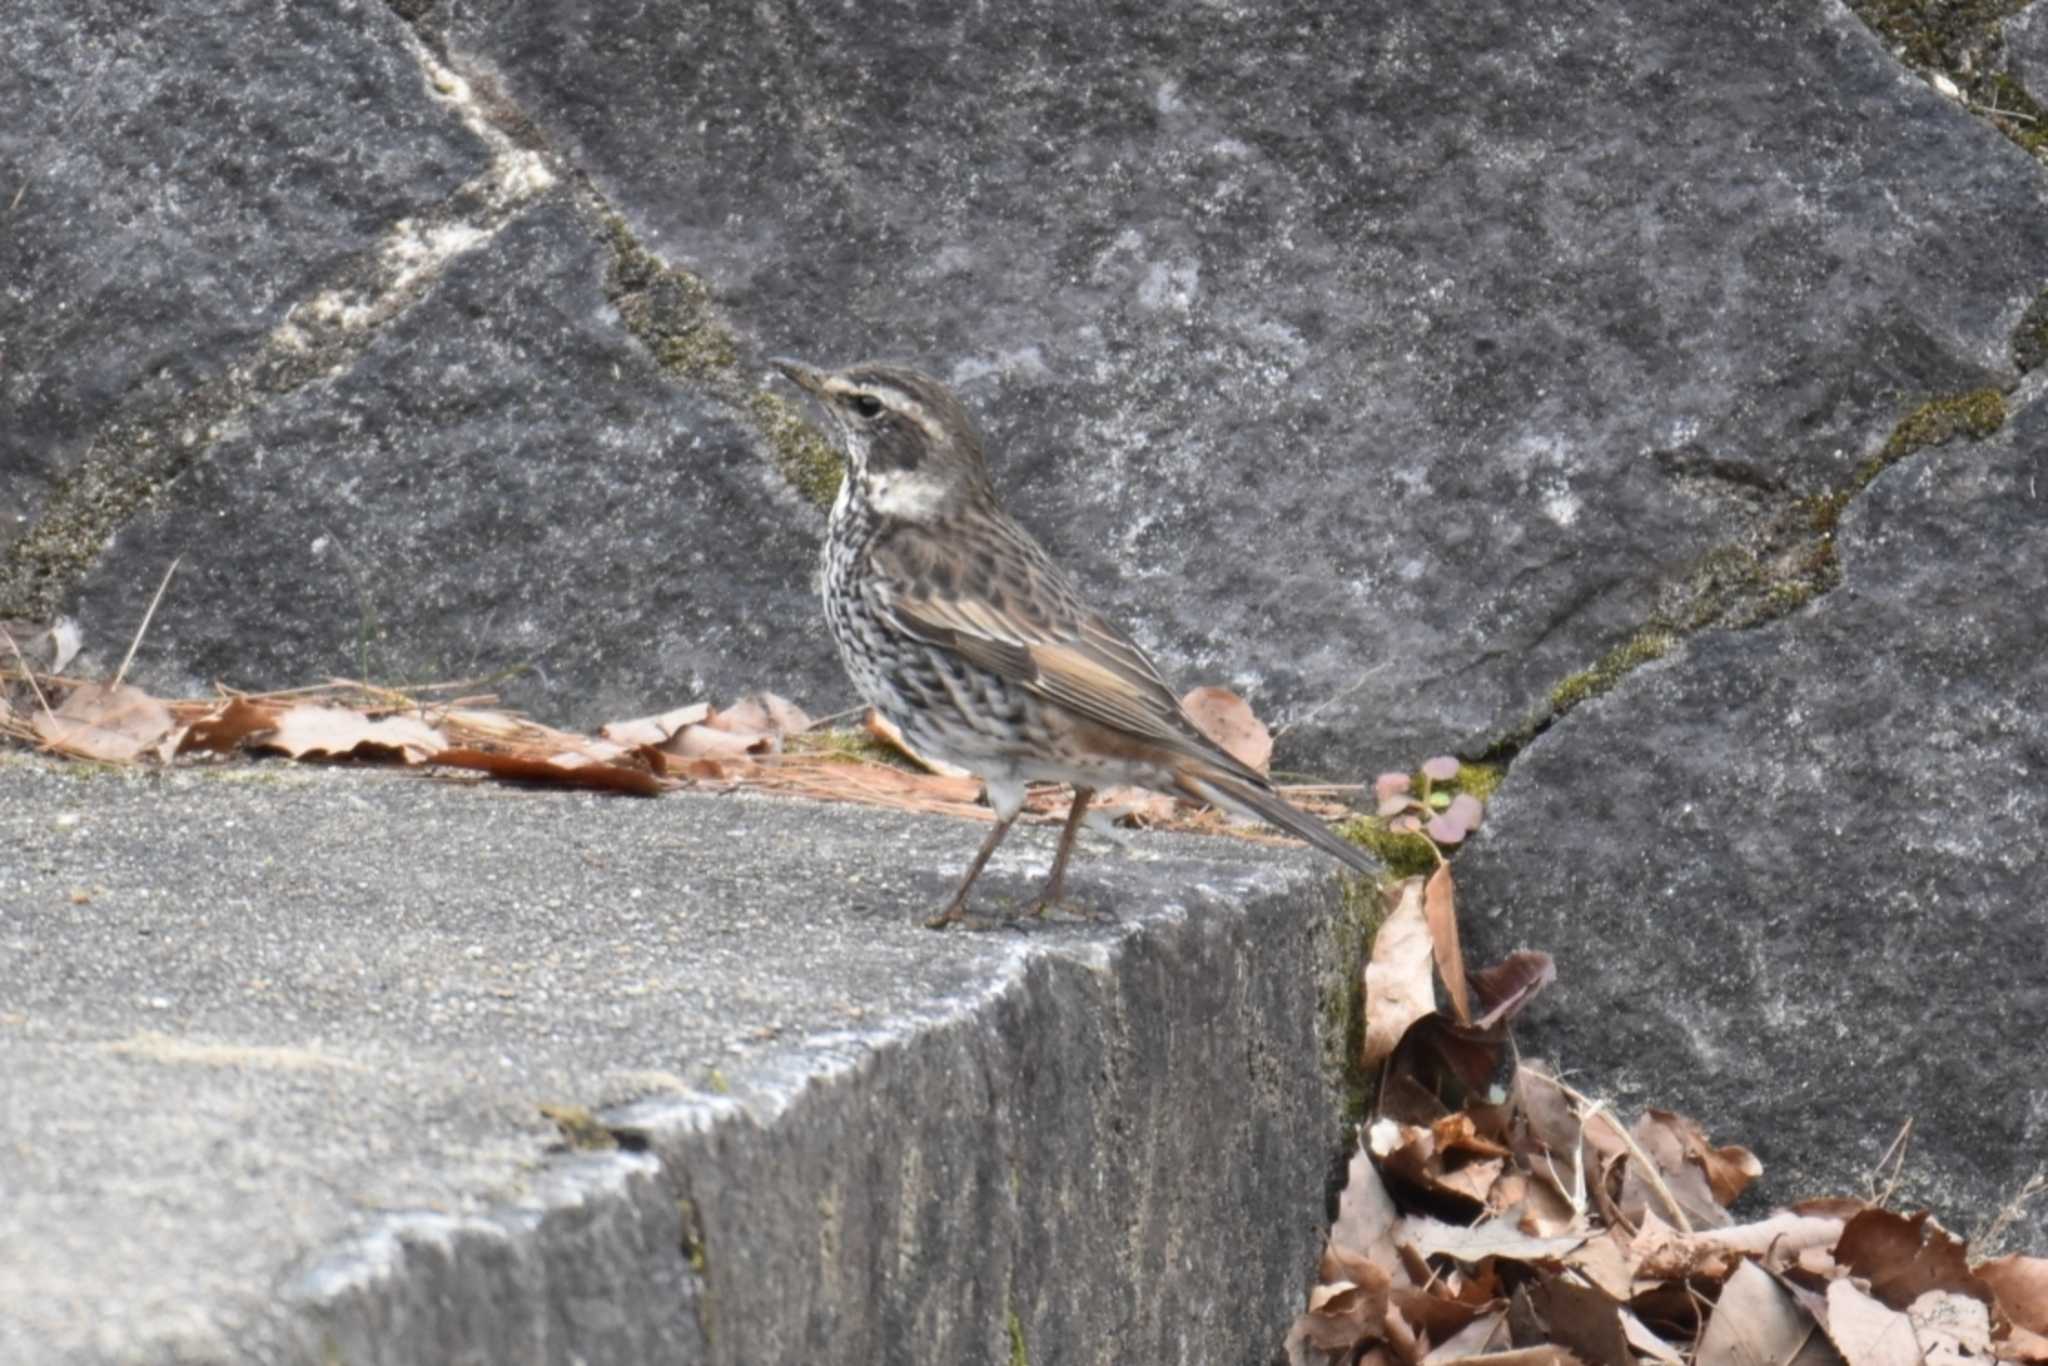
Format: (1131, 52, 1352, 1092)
(280, 868, 1352, 1365)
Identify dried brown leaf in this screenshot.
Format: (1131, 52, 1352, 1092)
(864, 708, 974, 777)
(34, 681, 175, 761)
(1298, 1263, 1392, 1352)
(175, 697, 279, 753)
(1536, 1275, 1633, 1366)
(1976, 1254, 2048, 1334)
(1999, 1324, 2048, 1364)
(663, 724, 771, 759)
(1562, 1232, 1637, 1301)
(429, 747, 667, 796)
(1095, 785, 1185, 826)
(1823, 1278, 1925, 1366)
(1439, 1349, 1587, 1366)
(1695, 1260, 1819, 1366)
(599, 703, 711, 746)
(1616, 1308, 1686, 1366)
(1468, 952, 1556, 1029)
(1623, 1111, 1734, 1232)
(1417, 1309, 1508, 1362)
(1423, 864, 1470, 1026)
(1908, 1289, 1991, 1365)
(1835, 1210, 1991, 1313)
(1, 618, 81, 675)
(1331, 1143, 1405, 1278)
(1180, 684, 1273, 774)
(1636, 1211, 1847, 1282)
(262, 704, 446, 763)
(707, 692, 810, 739)
(1364, 878, 1436, 1071)
(1515, 1067, 1583, 1170)
(1396, 1215, 1588, 1267)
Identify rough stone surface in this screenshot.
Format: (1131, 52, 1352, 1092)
(433, 0, 2048, 769)
(0, 755, 1348, 1364)
(2009, 1, 2048, 106)
(67, 199, 827, 730)
(1460, 383, 2048, 1252)
(7, 0, 2048, 1355)
(0, 0, 488, 556)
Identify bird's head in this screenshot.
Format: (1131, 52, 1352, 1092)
(773, 359, 995, 522)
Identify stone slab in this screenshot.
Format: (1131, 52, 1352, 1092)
(1459, 382, 2048, 1252)
(0, 0, 489, 556)
(435, 0, 2048, 769)
(66, 198, 829, 733)
(0, 754, 1351, 1364)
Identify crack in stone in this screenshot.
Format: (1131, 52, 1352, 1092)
(1482, 381, 2013, 767)
(0, 20, 555, 622)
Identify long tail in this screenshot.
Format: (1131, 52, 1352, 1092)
(1176, 765, 1380, 876)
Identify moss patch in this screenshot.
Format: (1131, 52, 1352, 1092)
(1006, 1302, 1030, 1366)
(1321, 872, 1390, 1136)
(592, 206, 844, 511)
(1546, 628, 1675, 717)
(1842, 1, 2048, 160)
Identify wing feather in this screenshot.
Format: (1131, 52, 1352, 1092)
(884, 587, 1264, 785)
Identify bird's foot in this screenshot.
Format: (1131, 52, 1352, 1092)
(1025, 895, 1116, 925)
(924, 903, 1005, 932)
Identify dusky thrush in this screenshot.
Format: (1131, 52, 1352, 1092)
(776, 358, 1378, 928)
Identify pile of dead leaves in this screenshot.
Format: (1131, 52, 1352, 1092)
(1288, 875, 2048, 1366)
(1, 621, 1359, 842)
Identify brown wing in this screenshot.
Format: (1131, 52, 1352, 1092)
(874, 515, 1268, 787)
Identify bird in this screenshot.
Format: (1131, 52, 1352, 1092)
(774, 357, 1379, 928)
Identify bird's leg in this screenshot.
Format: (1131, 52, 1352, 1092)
(926, 811, 1021, 930)
(1027, 786, 1101, 917)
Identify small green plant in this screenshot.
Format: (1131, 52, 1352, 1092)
(1357, 755, 1488, 874)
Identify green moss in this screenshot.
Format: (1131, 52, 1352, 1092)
(592, 208, 844, 510)
(1335, 817, 1438, 881)
(1847, 0, 2031, 70)
(1872, 387, 2004, 472)
(1320, 872, 1390, 1136)
(788, 727, 884, 761)
(1546, 628, 1675, 716)
(1006, 1303, 1029, 1366)
(747, 389, 845, 511)
(537, 1102, 617, 1151)
(1450, 761, 1504, 803)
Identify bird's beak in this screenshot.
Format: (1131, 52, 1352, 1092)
(771, 357, 826, 395)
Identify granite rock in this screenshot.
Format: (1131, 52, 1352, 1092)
(1460, 384, 2048, 1251)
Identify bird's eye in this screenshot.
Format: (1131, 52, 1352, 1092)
(848, 393, 884, 419)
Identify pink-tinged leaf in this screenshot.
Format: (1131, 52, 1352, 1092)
(1446, 792, 1484, 830)
(1421, 755, 1460, 782)
(1425, 813, 1468, 845)
(1374, 771, 1413, 801)
(1376, 795, 1412, 818)
(1390, 814, 1423, 835)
